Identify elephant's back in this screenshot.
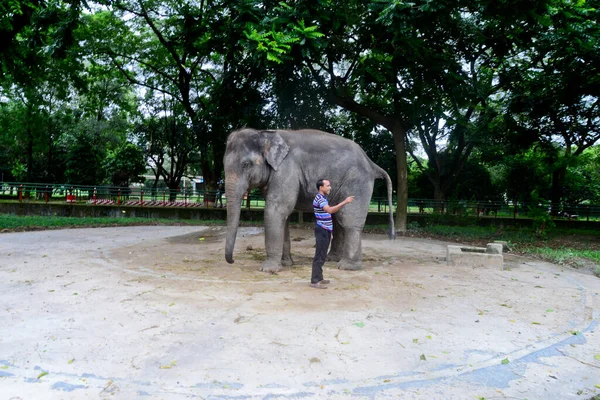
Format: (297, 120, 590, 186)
(279, 129, 369, 163)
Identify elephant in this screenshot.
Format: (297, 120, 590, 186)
(224, 128, 395, 273)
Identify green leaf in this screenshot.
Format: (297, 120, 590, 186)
(37, 371, 49, 379)
(594, 354, 600, 360)
(68, 359, 75, 364)
(266, 52, 282, 63)
(420, 354, 426, 361)
(501, 358, 509, 365)
(353, 322, 365, 328)
(159, 360, 177, 369)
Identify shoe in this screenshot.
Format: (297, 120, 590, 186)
(319, 279, 330, 284)
(309, 282, 328, 289)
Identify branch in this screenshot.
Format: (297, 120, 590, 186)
(107, 50, 178, 86)
(343, 57, 360, 81)
(304, 59, 329, 92)
(406, 137, 438, 188)
(136, 0, 185, 75)
(108, 53, 182, 102)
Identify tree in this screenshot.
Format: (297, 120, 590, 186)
(1, 0, 84, 85)
(135, 97, 195, 201)
(103, 143, 147, 187)
(64, 138, 105, 185)
(503, 0, 600, 213)
(244, 0, 557, 232)
(86, 1, 270, 193)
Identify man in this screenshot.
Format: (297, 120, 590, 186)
(311, 179, 354, 289)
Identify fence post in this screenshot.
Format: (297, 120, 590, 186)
(19, 184, 23, 203)
(46, 185, 49, 203)
(93, 187, 97, 205)
(141, 190, 144, 206)
(118, 188, 121, 205)
(587, 206, 591, 222)
(184, 188, 187, 205)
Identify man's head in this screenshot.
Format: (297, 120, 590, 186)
(316, 179, 331, 195)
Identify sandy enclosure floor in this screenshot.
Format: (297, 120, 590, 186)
(0, 226, 599, 399)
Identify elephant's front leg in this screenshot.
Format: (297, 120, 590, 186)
(261, 206, 288, 273)
(281, 220, 293, 267)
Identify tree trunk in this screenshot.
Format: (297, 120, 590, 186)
(26, 127, 33, 182)
(392, 123, 407, 233)
(433, 183, 445, 213)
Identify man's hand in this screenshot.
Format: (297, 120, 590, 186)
(323, 195, 355, 214)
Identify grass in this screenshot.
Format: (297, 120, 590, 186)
(0, 215, 221, 230)
(522, 247, 600, 269)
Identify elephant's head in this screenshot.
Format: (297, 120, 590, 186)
(224, 129, 290, 264)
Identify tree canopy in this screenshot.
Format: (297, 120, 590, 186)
(1, 0, 599, 230)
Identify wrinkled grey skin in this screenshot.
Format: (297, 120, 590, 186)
(224, 128, 395, 273)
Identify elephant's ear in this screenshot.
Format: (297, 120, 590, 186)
(261, 131, 289, 171)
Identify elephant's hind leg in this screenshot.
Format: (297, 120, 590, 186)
(337, 227, 363, 270)
(281, 220, 293, 267)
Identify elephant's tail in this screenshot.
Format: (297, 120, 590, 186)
(373, 165, 396, 239)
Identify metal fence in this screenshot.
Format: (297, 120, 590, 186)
(2, 181, 600, 221)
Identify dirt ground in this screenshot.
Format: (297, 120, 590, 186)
(1, 225, 599, 399)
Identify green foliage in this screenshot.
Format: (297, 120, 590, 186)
(64, 139, 105, 185)
(103, 143, 146, 186)
(528, 190, 555, 237)
(0, 0, 599, 214)
(524, 247, 600, 267)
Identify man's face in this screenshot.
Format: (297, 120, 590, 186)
(321, 180, 331, 195)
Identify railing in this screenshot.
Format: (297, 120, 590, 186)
(1, 182, 599, 221)
(0, 182, 220, 208)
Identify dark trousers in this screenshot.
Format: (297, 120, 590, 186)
(312, 225, 332, 283)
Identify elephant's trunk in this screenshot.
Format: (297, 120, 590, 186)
(225, 176, 247, 264)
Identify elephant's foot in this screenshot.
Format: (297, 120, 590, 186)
(326, 252, 342, 262)
(337, 259, 362, 271)
(260, 260, 283, 274)
(281, 255, 293, 267)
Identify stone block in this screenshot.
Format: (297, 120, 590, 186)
(447, 245, 504, 269)
(486, 243, 503, 254)
(493, 240, 510, 252)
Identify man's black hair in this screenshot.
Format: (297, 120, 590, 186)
(316, 179, 329, 190)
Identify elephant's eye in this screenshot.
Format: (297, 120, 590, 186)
(242, 161, 253, 169)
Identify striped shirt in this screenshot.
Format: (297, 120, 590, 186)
(313, 193, 333, 231)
